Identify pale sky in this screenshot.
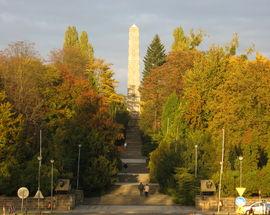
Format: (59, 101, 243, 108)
(0, 0, 269, 94)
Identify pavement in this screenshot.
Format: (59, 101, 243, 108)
(15, 205, 212, 215)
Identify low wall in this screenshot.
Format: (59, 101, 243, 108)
(0, 194, 75, 211)
(196, 195, 270, 212)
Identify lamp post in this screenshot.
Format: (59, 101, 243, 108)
(34, 129, 44, 214)
(239, 156, 243, 187)
(76, 144, 82, 190)
(50, 159, 54, 213)
(218, 128, 225, 213)
(195, 145, 198, 178)
(37, 155, 42, 211)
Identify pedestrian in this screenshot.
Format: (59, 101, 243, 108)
(124, 142, 127, 149)
(123, 163, 128, 173)
(9, 205, 15, 215)
(3, 204, 6, 215)
(144, 183, 149, 197)
(138, 182, 144, 196)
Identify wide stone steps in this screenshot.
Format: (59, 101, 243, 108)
(117, 173, 149, 183)
(82, 119, 176, 207)
(120, 163, 148, 174)
(120, 152, 145, 159)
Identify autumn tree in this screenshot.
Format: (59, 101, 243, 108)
(139, 51, 200, 135)
(80, 31, 94, 62)
(171, 27, 204, 52)
(63, 26, 79, 49)
(0, 26, 127, 196)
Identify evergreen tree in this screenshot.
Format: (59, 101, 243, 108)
(63, 26, 79, 48)
(143, 35, 166, 80)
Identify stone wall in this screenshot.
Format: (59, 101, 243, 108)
(196, 195, 270, 212)
(0, 194, 76, 211)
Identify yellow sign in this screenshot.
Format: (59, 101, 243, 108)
(236, 187, 246, 196)
(236, 206, 244, 214)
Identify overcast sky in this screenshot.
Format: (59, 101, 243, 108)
(0, 0, 270, 94)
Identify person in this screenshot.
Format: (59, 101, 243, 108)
(3, 205, 6, 215)
(9, 205, 15, 215)
(138, 182, 144, 196)
(124, 142, 127, 149)
(123, 163, 128, 173)
(144, 184, 150, 197)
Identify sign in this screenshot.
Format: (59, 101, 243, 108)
(17, 187, 29, 199)
(34, 190, 44, 199)
(236, 187, 246, 196)
(235, 196, 246, 207)
(55, 179, 70, 192)
(17, 187, 29, 212)
(200, 180, 216, 192)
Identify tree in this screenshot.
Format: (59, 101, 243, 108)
(171, 27, 204, 52)
(0, 41, 47, 125)
(140, 51, 200, 135)
(0, 26, 127, 196)
(0, 91, 24, 195)
(79, 31, 94, 62)
(143, 35, 166, 80)
(87, 59, 123, 106)
(161, 92, 179, 138)
(63, 26, 79, 49)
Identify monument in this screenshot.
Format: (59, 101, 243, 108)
(127, 24, 140, 115)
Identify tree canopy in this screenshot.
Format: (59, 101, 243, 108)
(0, 26, 128, 196)
(139, 26, 270, 203)
(143, 34, 166, 80)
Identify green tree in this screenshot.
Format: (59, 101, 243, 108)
(161, 92, 179, 139)
(143, 35, 166, 79)
(63, 26, 79, 49)
(79, 31, 94, 62)
(171, 27, 204, 52)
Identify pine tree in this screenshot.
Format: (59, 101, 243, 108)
(143, 35, 166, 80)
(80, 31, 94, 62)
(63, 26, 79, 48)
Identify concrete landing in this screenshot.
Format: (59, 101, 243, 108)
(72, 205, 200, 214)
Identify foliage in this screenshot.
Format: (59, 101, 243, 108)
(143, 34, 166, 80)
(63, 26, 79, 49)
(0, 26, 127, 196)
(174, 168, 196, 205)
(140, 27, 270, 204)
(171, 27, 204, 52)
(139, 50, 200, 136)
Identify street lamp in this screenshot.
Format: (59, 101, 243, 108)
(50, 159, 54, 213)
(218, 128, 225, 213)
(37, 155, 42, 210)
(76, 144, 82, 190)
(239, 156, 243, 187)
(195, 145, 198, 178)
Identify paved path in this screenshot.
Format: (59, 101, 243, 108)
(33, 205, 204, 214)
(121, 158, 146, 163)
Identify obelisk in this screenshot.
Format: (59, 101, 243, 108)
(127, 24, 140, 114)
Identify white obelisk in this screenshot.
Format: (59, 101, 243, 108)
(127, 24, 140, 113)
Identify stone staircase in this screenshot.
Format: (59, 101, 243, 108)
(83, 117, 174, 205)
